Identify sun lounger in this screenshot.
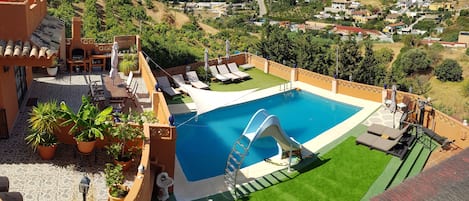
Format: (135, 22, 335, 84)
(171, 74, 188, 93)
(357, 133, 403, 152)
(367, 124, 409, 140)
(227, 62, 250, 80)
(216, 64, 241, 81)
(356, 133, 409, 159)
(186, 71, 209, 89)
(156, 76, 181, 98)
(209, 65, 230, 83)
(356, 124, 413, 159)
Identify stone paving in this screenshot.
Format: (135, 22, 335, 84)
(362, 105, 404, 129)
(0, 70, 151, 201)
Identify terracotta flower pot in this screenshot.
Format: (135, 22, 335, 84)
(76, 140, 96, 154)
(114, 159, 132, 171)
(108, 185, 129, 201)
(37, 144, 57, 160)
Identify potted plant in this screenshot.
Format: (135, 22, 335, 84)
(106, 112, 153, 170)
(47, 58, 59, 76)
(60, 95, 113, 154)
(104, 163, 129, 201)
(25, 101, 60, 160)
(119, 54, 137, 76)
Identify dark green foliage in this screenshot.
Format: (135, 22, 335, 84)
(256, 25, 295, 65)
(204, 15, 260, 33)
(337, 38, 362, 80)
(466, 48, 469, 56)
(361, 19, 385, 31)
(83, 0, 100, 38)
(393, 49, 430, 76)
(409, 75, 432, 95)
(461, 9, 469, 16)
(401, 34, 420, 48)
(413, 20, 437, 33)
(267, 0, 325, 21)
(144, 0, 153, 9)
(294, 34, 333, 75)
(356, 41, 385, 85)
(374, 47, 394, 65)
(435, 59, 463, 82)
(47, 0, 74, 37)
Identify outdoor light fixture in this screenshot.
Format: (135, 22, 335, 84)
(154, 83, 159, 92)
(79, 175, 90, 201)
(169, 114, 175, 126)
(138, 164, 145, 174)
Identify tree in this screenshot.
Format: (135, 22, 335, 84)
(374, 47, 394, 65)
(411, 75, 432, 95)
(338, 38, 361, 80)
(355, 41, 385, 85)
(393, 49, 430, 76)
(401, 35, 420, 48)
(435, 59, 463, 82)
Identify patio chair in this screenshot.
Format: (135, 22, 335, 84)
(227, 62, 250, 80)
(156, 76, 181, 98)
(208, 65, 230, 83)
(186, 71, 209, 90)
(89, 85, 106, 108)
(216, 64, 241, 81)
(88, 75, 103, 92)
(128, 82, 139, 107)
(171, 74, 189, 93)
(125, 71, 134, 90)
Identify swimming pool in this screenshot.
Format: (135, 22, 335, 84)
(174, 90, 362, 181)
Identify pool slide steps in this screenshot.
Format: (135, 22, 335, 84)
(361, 134, 435, 200)
(224, 109, 301, 198)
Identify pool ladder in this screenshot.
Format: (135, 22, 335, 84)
(280, 82, 292, 91)
(225, 135, 252, 199)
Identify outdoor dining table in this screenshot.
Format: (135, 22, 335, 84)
(101, 74, 128, 100)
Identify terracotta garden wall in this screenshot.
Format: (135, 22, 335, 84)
(248, 53, 469, 146)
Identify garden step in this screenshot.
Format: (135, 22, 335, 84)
(407, 147, 432, 179)
(361, 157, 403, 201)
(388, 143, 424, 189)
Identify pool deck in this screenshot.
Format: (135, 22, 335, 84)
(170, 81, 402, 201)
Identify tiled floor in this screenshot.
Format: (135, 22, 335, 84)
(0, 70, 151, 201)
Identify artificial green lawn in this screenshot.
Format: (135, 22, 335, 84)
(209, 68, 287, 91)
(245, 137, 392, 201)
(165, 68, 287, 104)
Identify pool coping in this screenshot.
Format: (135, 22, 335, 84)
(171, 81, 381, 201)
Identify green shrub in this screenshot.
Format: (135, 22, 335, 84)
(435, 59, 463, 82)
(466, 48, 469, 56)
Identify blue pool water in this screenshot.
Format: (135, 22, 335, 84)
(174, 90, 361, 181)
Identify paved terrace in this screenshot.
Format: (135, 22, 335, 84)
(0, 71, 151, 201)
